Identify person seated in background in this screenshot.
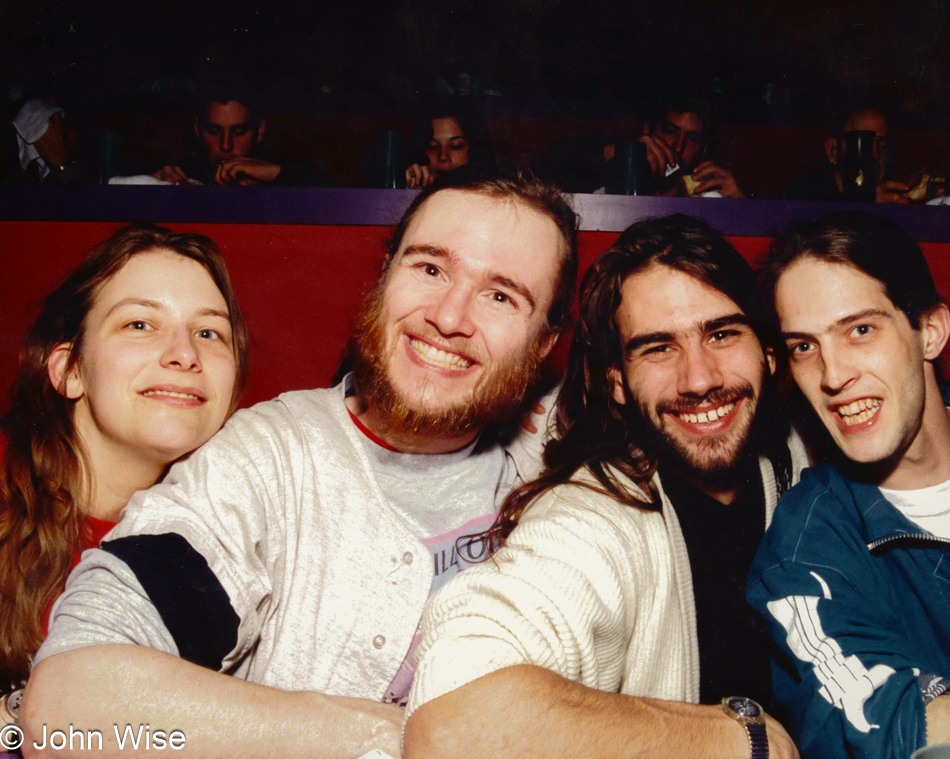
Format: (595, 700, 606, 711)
(749, 212, 950, 758)
(9, 97, 86, 184)
(404, 100, 496, 188)
(0, 224, 248, 728)
(531, 95, 748, 197)
(21, 168, 576, 759)
(404, 215, 806, 759)
(779, 107, 908, 203)
(151, 75, 329, 187)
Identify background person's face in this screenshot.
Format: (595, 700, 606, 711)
(610, 264, 771, 477)
(196, 101, 262, 164)
(425, 117, 471, 177)
(833, 110, 891, 183)
(652, 111, 707, 172)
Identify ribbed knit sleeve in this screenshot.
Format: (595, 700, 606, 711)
(407, 476, 689, 717)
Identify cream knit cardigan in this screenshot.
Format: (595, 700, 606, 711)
(407, 435, 807, 717)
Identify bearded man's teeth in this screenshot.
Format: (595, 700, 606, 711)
(677, 401, 735, 424)
(837, 398, 882, 425)
(410, 339, 472, 370)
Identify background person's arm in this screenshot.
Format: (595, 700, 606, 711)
(22, 646, 402, 759)
(404, 665, 797, 759)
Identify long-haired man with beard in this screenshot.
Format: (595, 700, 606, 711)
(404, 215, 807, 759)
(22, 168, 577, 759)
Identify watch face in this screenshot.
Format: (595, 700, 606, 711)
(726, 697, 762, 719)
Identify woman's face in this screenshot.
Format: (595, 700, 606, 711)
(425, 117, 471, 177)
(60, 249, 238, 470)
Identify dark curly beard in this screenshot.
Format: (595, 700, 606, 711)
(622, 372, 767, 483)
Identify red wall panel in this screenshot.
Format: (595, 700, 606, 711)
(4, 222, 950, 412)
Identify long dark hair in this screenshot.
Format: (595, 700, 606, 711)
(0, 223, 249, 690)
(487, 214, 786, 549)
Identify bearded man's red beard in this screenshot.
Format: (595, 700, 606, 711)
(350, 280, 549, 440)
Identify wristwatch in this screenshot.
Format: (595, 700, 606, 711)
(721, 696, 768, 759)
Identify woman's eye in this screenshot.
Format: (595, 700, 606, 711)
(197, 329, 220, 340)
(492, 292, 510, 304)
(126, 321, 150, 331)
(424, 264, 440, 277)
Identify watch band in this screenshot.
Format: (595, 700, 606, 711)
(721, 696, 768, 759)
(747, 722, 768, 759)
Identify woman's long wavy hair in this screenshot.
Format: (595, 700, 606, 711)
(0, 223, 249, 690)
(485, 214, 786, 551)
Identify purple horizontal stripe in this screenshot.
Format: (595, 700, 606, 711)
(2, 186, 950, 241)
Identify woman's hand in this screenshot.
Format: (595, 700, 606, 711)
(405, 163, 435, 189)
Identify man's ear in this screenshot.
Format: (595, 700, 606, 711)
(537, 330, 560, 363)
(766, 346, 777, 376)
(47, 343, 83, 399)
(607, 366, 627, 406)
(824, 137, 838, 166)
(921, 303, 950, 361)
(256, 118, 266, 144)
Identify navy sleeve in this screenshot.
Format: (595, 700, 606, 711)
(101, 533, 240, 671)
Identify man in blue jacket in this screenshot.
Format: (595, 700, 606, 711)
(749, 211, 950, 759)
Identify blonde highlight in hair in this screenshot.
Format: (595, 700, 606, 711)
(0, 223, 249, 690)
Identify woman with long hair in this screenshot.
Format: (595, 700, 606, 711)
(0, 223, 249, 717)
(404, 100, 496, 189)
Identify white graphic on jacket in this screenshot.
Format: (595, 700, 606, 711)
(767, 570, 895, 733)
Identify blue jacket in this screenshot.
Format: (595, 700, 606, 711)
(748, 464, 950, 759)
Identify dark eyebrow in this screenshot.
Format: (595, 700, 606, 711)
(781, 308, 891, 341)
(624, 313, 750, 355)
(624, 331, 676, 355)
(200, 121, 253, 131)
(703, 313, 750, 332)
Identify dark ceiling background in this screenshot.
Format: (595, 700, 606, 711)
(2, 0, 949, 126)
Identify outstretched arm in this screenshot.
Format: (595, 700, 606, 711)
(405, 665, 797, 759)
(22, 646, 402, 759)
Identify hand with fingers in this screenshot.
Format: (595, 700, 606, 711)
(151, 165, 191, 185)
(876, 179, 910, 204)
(689, 161, 747, 198)
(637, 134, 679, 178)
(214, 157, 281, 186)
(405, 163, 435, 189)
